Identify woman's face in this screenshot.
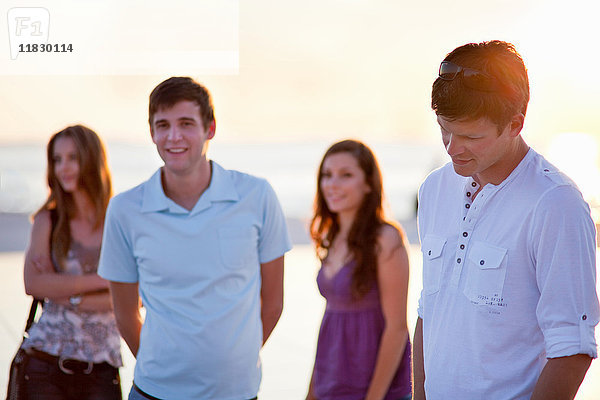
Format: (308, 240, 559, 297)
(52, 136, 80, 193)
(320, 152, 371, 216)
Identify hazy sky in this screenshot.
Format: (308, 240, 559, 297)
(1, 0, 599, 149)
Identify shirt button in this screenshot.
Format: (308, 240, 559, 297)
(480, 260, 485, 265)
(457, 258, 461, 263)
(463, 232, 468, 237)
(428, 250, 432, 256)
(466, 192, 471, 197)
(460, 244, 465, 249)
(465, 204, 470, 209)
(582, 314, 587, 321)
(472, 182, 477, 187)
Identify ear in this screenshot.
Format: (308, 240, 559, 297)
(150, 127, 157, 144)
(207, 120, 216, 139)
(508, 113, 525, 138)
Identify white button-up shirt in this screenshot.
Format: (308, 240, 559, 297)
(417, 149, 599, 400)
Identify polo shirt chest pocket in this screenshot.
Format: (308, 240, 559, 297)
(218, 227, 259, 270)
(464, 241, 507, 304)
(421, 234, 446, 295)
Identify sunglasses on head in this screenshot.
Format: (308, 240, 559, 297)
(438, 61, 498, 92)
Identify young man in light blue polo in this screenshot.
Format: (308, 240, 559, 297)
(98, 77, 292, 400)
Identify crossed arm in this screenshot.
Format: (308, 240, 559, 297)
(23, 210, 113, 312)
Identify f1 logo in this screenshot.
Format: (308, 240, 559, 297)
(7, 8, 50, 60)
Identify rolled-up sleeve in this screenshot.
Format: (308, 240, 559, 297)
(531, 185, 599, 359)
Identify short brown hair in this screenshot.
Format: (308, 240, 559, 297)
(432, 40, 529, 130)
(148, 77, 215, 130)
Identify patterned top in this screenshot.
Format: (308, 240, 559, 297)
(22, 240, 122, 367)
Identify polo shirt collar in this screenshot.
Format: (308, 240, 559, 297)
(141, 161, 240, 214)
(141, 169, 169, 213)
(201, 160, 240, 204)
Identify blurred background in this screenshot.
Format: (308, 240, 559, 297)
(0, 0, 598, 221)
(0, 0, 598, 398)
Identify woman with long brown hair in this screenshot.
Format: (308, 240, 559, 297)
(306, 140, 411, 400)
(21, 125, 122, 399)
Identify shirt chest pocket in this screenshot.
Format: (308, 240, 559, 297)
(218, 227, 259, 270)
(421, 234, 446, 295)
(464, 241, 507, 304)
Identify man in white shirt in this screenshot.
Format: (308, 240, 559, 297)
(413, 40, 599, 400)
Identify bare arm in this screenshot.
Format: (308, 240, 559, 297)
(76, 290, 113, 312)
(260, 255, 284, 345)
(365, 226, 410, 400)
(413, 317, 426, 400)
(52, 289, 113, 312)
(531, 354, 592, 400)
(24, 211, 109, 299)
(305, 364, 317, 400)
(109, 281, 143, 357)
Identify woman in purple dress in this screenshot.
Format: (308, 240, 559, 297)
(306, 140, 411, 400)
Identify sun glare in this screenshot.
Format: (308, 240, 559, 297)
(546, 132, 600, 223)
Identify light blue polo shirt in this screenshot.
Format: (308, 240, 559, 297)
(98, 161, 292, 400)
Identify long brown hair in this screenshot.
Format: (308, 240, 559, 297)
(35, 125, 112, 268)
(310, 139, 385, 298)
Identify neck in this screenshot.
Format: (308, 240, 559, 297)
(71, 190, 96, 225)
(162, 160, 212, 210)
(336, 210, 356, 239)
(474, 137, 529, 187)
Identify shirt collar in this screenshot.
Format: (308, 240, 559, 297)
(203, 161, 240, 203)
(464, 147, 535, 194)
(489, 147, 534, 191)
(141, 161, 240, 214)
(141, 169, 169, 213)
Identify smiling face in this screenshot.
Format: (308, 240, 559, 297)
(52, 136, 80, 193)
(438, 114, 524, 186)
(320, 152, 371, 217)
(151, 100, 215, 177)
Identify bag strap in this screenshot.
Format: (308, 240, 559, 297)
(23, 299, 39, 334)
(23, 208, 59, 334)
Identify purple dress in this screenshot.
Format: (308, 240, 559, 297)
(313, 261, 412, 400)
